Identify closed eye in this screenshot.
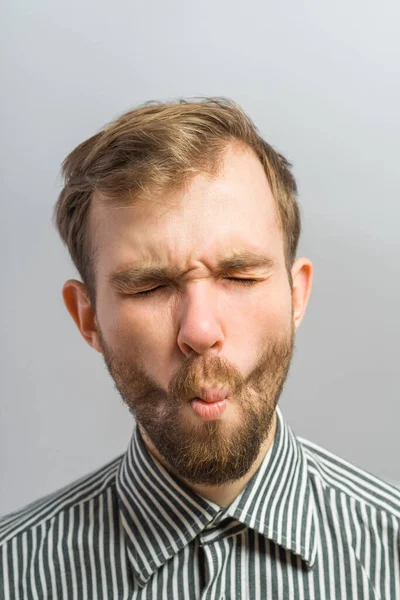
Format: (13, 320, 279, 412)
(132, 278, 260, 297)
(225, 278, 259, 286)
(134, 286, 168, 297)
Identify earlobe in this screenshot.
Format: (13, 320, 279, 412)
(291, 258, 313, 329)
(62, 280, 102, 352)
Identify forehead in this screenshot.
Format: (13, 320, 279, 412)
(90, 145, 284, 273)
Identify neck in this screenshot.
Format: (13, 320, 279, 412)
(139, 411, 277, 508)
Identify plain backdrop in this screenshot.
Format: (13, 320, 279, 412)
(1, 0, 399, 516)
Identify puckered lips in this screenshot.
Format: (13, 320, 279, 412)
(189, 387, 231, 420)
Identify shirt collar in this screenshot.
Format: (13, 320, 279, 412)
(116, 407, 319, 588)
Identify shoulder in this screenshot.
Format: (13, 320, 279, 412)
(298, 435, 400, 519)
(0, 453, 123, 548)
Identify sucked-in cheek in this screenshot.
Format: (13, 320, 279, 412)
(103, 299, 171, 379)
(261, 303, 291, 334)
(246, 295, 292, 353)
(97, 296, 143, 354)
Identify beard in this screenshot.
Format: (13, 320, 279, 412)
(97, 319, 295, 487)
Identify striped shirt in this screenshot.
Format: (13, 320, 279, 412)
(1, 407, 399, 599)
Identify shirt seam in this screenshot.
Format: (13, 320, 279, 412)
(306, 462, 400, 522)
(0, 475, 119, 548)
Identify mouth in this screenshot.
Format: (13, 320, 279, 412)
(189, 387, 231, 420)
(191, 386, 231, 402)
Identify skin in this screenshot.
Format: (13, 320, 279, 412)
(63, 143, 313, 507)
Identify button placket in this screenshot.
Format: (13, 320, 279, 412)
(200, 541, 224, 600)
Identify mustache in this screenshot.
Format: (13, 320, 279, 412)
(168, 354, 245, 402)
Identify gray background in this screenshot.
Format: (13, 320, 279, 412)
(1, 0, 399, 516)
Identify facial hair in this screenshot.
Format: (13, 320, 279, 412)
(97, 320, 295, 486)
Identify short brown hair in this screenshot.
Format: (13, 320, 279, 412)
(53, 97, 301, 308)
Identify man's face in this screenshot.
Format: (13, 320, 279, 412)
(91, 145, 296, 486)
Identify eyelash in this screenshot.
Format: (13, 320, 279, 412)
(134, 278, 259, 297)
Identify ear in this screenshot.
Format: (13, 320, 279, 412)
(290, 258, 313, 329)
(62, 280, 102, 353)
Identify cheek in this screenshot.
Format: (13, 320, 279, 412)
(98, 297, 170, 359)
(248, 292, 293, 339)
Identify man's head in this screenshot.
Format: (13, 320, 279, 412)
(54, 98, 312, 486)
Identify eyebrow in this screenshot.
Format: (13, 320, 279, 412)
(109, 251, 277, 291)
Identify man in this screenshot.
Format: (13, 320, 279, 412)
(1, 98, 399, 599)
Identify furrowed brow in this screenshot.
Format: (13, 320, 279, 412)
(216, 251, 277, 273)
(109, 251, 276, 291)
(109, 265, 181, 291)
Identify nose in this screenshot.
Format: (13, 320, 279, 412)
(176, 282, 225, 357)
